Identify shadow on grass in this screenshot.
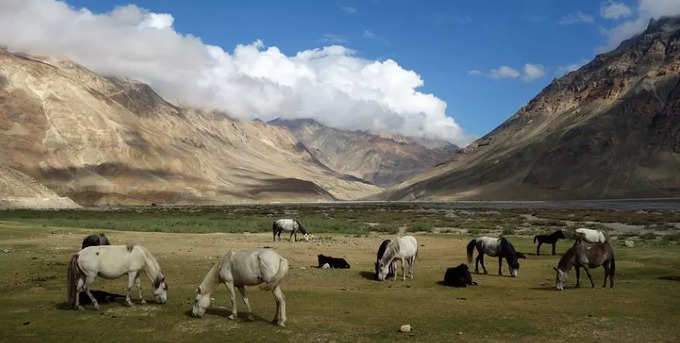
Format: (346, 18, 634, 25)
(183, 308, 271, 324)
(658, 275, 680, 281)
(359, 271, 377, 281)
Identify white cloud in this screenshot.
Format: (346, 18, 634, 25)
(362, 30, 376, 39)
(341, 6, 357, 14)
(559, 11, 595, 25)
(522, 64, 545, 81)
(601, 1, 633, 19)
(0, 0, 471, 145)
(489, 66, 521, 79)
(470, 64, 545, 82)
(599, 0, 680, 51)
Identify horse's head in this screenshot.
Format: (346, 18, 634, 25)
(192, 286, 211, 318)
(302, 233, 310, 241)
(376, 261, 390, 281)
(556, 230, 566, 239)
(553, 266, 567, 290)
(152, 275, 168, 304)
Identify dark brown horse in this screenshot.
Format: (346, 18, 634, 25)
(554, 240, 615, 290)
(534, 230, 566, 255)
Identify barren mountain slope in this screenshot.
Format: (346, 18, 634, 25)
(269, 118, 458, 186)
(0, 49, 380, 206)
(381, 17, 680, 201)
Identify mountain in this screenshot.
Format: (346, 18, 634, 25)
(0, 49, 381, 206)
(268, 118, 458, 186)
(0, 166, 79, 209)
(381, 16, 680, 201)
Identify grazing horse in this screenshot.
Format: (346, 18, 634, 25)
(533, 230, 566, 255)
(575, 228, 607, 243)
(81, 233, 111, 249)
(272, 219, 309, 242)
(375, 236, 418, 281)
(317, 254, 350, 269)
(554, 240, 615, 290)
(67, 244, 168, 310)
(191, 248, 289, 327)
(443, 264, 477, 287)
(467, 237, 526, 277)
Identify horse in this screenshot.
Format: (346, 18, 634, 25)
(533, 230, 566, 255)
(443, 264, 477, 287)
(191, 248, 289, 327)
(317, 254, 350, 269)
(467, 237, 526, 277)
(67, 244, 168, 310)
(575, 228, 607, 243)
(554, 240, 615, 290)
(375, 236, 418, 281)
(272, 219, 309, 242)
(81, 233, 111, 249)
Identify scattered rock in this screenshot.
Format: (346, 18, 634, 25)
(457, 331, 463, 335)
(624, 240, 635, 248)
(1, 249, 10, 253)
(400, 324, 412, 333)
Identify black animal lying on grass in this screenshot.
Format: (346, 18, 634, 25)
(81, 233, 111, 249)
(317, 254, 351, 269)
(443, 264, 477, 287)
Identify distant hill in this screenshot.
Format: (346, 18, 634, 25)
(380, 16, 680, 201)
(0, 49, 381, 206)
(269, 118, 458, 186)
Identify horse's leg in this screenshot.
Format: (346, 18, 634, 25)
(552, 243, 557, 255)
(602, 265, 609, 288)
(289, 231, 294, 242)
(480, 254, 488, 274)
(125, 272, 136, 306)
(74, 277, 84, 310)
(135, 274, 146, 304)
(536, 242, 541, 256)
(83, 274, 99, 310)
(273, 285, 286, 327)
(401, 257, 406, 281)
(583, 267, 595, 288)
(226, 281, 237, 320)
(498, 256, 503, 276)
(237, 286, 254, 321)
(575, 266, 581, 288)
(474, 253, 480, 273)
(409, 256, 415, 279)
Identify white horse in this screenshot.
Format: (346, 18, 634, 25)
(376, 236, 418, 281)
(575, 228, 607, 243)
(67, 244, 167, 310)
(192, 248, 289, 327)
(272, 219, 309, 242)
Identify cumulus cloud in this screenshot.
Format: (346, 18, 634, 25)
(599, 0, 680, 51)
(469, 64, 545, 82)
(0, 0, 471, 145)
(601, 1, 633, 19)
(522, 64, 545, 81)
(341, 6, 357, 14)
(559, 11, 595, 25)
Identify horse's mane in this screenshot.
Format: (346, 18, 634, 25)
(377, 240, 391, 261)
(135, 245, 164, 283)
(379, 239, 400, 264)
(557, 243, 577, 270)
(295, 219, 307, 234)
(499, 237, 516, 255)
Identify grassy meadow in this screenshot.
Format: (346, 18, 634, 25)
(0, 204, 679, 342)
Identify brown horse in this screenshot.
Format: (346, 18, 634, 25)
(554, 240, 615, 290)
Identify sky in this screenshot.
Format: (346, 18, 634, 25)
(1, 0, 678, 145)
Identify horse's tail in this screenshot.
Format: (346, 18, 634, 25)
(533, 235, 538, 244)
(262, 257, 289, 291)
(466, 239, 476, 265)
(67, 253, 82, 307)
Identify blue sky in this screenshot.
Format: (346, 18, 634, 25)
(39, 1, 665, 139)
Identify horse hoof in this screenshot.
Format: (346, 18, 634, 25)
(76, 305, 84, 311)
(126, 302, 135, 307)
(277, 321, 286, 327)
(140, 300, 146, 305)
(228, 314, 235, 320)
(247, 314, 255, 321)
